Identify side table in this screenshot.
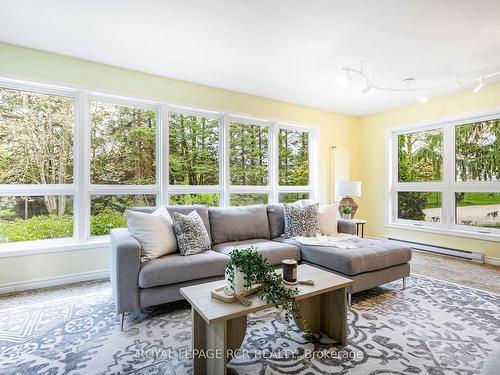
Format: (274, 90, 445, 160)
(352, 219, 367, 238)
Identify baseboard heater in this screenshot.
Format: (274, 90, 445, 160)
(386, 237, 484, 262)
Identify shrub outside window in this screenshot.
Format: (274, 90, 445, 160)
(230, 193, 268, 206)
(169, 193, 220, 207)
(0, 195, 73, 242)
(90, 194, 156, 236)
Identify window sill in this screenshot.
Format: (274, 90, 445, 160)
(0, 238, 110, 258)
(386, 222, 500, 242)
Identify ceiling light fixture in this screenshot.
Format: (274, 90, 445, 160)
(340, 62, 500, 100)
(473, 77, 485, 94)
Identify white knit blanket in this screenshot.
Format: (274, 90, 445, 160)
(294, 234, 357, 249)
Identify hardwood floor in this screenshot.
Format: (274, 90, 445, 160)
(410, 250, 500, 295)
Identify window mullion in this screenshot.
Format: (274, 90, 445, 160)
(0, 185, 74, 195)
(270, 122, 278, 204)
(389, 132, 398, 225)
(87, 185, 158, 194)
(159, 104, 169, 206)
(75, 92, 90, 242)
(309, 128, 319, 202)
(442, 124, 455, 227)
(221, 115, 229, 207)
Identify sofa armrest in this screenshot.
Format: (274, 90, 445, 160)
(110, 228, 141, 314)
(338, 219, 357, 235)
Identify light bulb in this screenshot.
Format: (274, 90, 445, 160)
(418, 97, 428, 103)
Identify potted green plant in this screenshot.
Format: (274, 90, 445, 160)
(341, 206, 352, 220)
(225, 247, 308, 335)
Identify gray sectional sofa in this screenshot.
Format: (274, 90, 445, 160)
(110, 204, 411, 327)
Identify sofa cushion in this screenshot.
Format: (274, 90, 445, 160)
(138, 250, 229, 288)
(132, 205, 212, 242)
(273, 237, 411, 276)
(209, 205, 270, 245)
(267, 204, 285, 239)
(212, 238, 301, 265)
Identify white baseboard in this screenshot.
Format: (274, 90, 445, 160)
(485, 256, 500, 266)
(0, 269, 110, 295)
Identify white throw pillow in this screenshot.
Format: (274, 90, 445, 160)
(125, 206, 178, 262)
(318, 203, 339, 235)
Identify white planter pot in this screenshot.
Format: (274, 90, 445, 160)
(342, 213, 352, 220)
(225, 267, 247, 294)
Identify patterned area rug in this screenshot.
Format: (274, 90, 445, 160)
(0, 274, 499, 374)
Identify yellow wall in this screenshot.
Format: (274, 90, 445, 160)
(0, 43, 360, 285)
(358, 82, 500, 260)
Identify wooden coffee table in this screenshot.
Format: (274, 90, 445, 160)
(180, 264, 353, 375)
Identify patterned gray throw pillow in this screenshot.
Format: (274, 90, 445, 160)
(172, 211, 211, 256)
(283, 202, 320, 238)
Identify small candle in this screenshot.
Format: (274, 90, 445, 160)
(282, 259, 297, 284)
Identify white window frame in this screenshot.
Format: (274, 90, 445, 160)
(165, 107, 224, 206)
(227, 116, 272, 206)
(0, 80, 79, 252)
(86, 96, 161, 239)
(276, 123, 317, 203)
(0, 75, 319, 256)
(386, 109, 500, 242)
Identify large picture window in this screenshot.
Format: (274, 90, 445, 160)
(90, 101, 156, 185)
(277, 127, 311, 202)
(0, 88, 74, 185)
(89, 100, 158, 237)
(229, 121, 268, 186)
(0, 86, 75, 244)
(278, 128, 309, 186)
(389, 114, 500, 239)
(455, 120, 499, 182)
(0, 78, 317, 251)
(397, 129, 442, 182)
(168, 112, 220, 186)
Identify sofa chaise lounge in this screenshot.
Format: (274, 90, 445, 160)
(110, 204, 411, 328)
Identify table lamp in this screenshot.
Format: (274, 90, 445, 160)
(336, 181, 361, 218)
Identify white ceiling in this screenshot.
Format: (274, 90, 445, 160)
(1, 0, 500, 115)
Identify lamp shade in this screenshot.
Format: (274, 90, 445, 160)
(336, 181, 361, 197)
